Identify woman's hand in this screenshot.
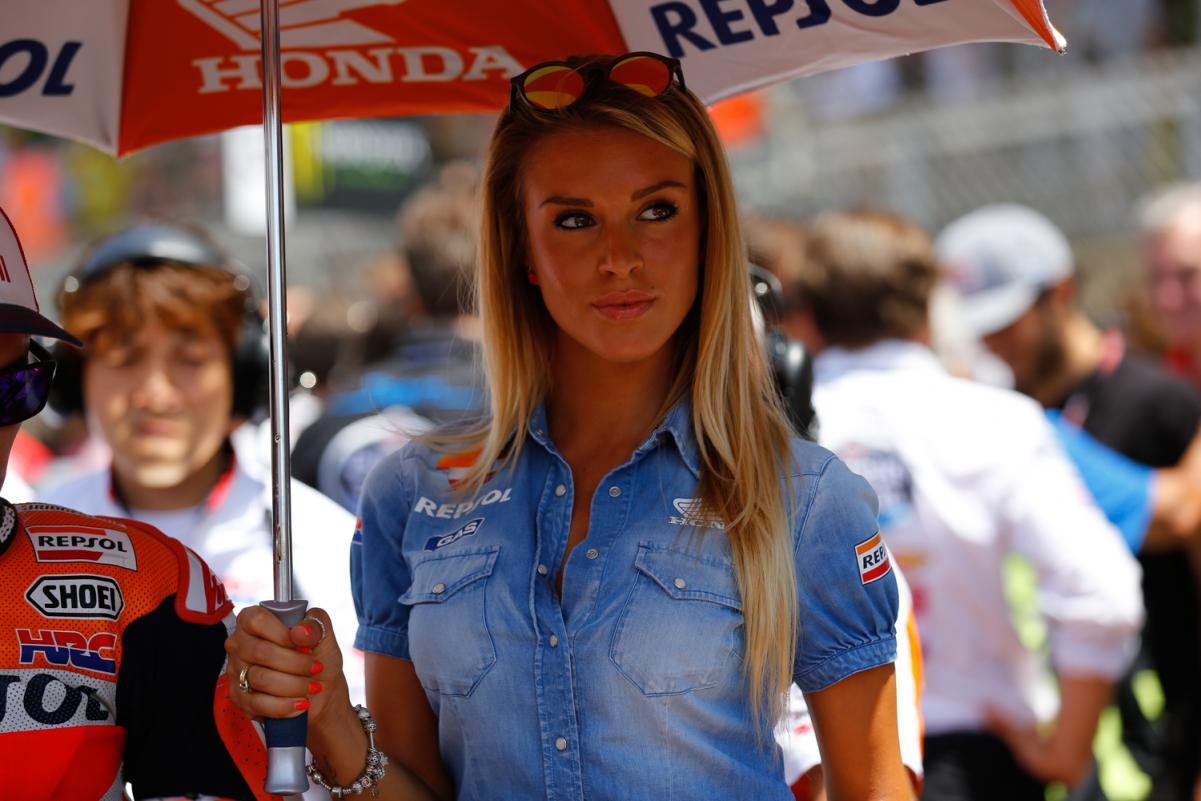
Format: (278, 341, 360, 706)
(224, 606, 349, 727)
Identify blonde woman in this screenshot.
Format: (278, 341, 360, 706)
(225, 53, 909, 801)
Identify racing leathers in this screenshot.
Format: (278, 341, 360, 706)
(0, 496, 271, 800)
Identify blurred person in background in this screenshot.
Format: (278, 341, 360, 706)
(37, 222, 365, 711)
(0, 208, 268, 799)
(938, 204, 1201, 801)
(1137, 183, 1201, 394)
(292, 162, 486, 513)
(794, 209, 1143, 801)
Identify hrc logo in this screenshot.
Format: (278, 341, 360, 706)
(17, 629, 118, 676)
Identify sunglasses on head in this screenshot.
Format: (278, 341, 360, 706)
(0, 340, 56, 427)
(509, 52, 686, 114)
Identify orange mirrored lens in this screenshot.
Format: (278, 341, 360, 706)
(522, 65, 585, 110)
(609, 55, 672, 98)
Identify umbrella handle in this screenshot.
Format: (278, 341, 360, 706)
(260, 598, 310, 794)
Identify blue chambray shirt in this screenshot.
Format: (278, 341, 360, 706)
(351, 401, 898, 801)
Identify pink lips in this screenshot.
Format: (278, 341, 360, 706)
(592, 291, 655, 320)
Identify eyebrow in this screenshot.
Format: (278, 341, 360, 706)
(539, 179, 688, 208)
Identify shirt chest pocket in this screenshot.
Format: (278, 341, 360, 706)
(609, 543, 744, 696)
(400, 546, 499, 697)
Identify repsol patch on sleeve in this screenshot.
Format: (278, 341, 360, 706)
(855, 532, 891, 585)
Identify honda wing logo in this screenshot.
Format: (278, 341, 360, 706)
(178, 0, 409, 50)
(668, 498, 726, 530)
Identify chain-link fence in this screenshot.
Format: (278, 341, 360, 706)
(733, 44, 1201, 316)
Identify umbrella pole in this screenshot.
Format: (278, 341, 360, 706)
(257, 0, 310, 793)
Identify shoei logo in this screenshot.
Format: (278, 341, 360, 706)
(180, 0, 523, 93)
(26, 524, 138, 571)
(26, 575, 125, 621)
(668, 498, 725, 530)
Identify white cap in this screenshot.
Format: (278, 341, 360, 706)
(0, 208, 81, 346)
(935, 204, 1073, 338)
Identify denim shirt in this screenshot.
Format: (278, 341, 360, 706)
(351, 401, 898, 801)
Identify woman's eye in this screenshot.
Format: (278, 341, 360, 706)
(554, 211, 595, 230)
(638, 201, 678, 222)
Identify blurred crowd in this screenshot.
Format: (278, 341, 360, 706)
(4, 155, 1200, 800)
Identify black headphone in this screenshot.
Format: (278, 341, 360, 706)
(50, 223, 270, 421)
(749, 264, 817, 440)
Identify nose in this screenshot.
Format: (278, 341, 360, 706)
(130, 359, 181, 412)
(1150, 274, 1184, 313)
(598, 224, 641, 278)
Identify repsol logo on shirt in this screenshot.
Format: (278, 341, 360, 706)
(25, 575, 125, 621)
(414, 488, 512, 520)
(26, 524, 137, 571)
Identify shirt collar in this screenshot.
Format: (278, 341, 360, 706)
(815, 339, 945, 383)
(526, 396, 702, 480)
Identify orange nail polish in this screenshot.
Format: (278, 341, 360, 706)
(294, 699, 310, 711)
(310, 661, 324, 675)
(309, 681, 323, 694)
(298, 646, 312, 655)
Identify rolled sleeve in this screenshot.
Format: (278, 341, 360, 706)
(1005, 416, 1144, 680)
(351, 449, 416, 660)
(792, 452, 899, 692)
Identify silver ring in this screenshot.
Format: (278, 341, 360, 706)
(238, 665, 253, 694)
(303, 615, 327, 643)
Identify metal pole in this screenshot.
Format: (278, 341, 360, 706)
(258, 3, 309, 792)
(260, 0, 294, 604)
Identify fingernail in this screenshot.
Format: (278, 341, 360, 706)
(294, 699, 310, 711)
(298, 646, 312, 655)
(309, 681, 323, 694)
(310, 661, 324, 675)
(298, 624, 313, 638)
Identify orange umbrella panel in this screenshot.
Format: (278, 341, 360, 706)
(0, 0, 1063, 155)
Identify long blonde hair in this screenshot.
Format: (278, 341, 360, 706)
(460, 56, 797, 724)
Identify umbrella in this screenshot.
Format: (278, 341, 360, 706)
(0, 0, 1064, 792)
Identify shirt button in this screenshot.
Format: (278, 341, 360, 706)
(537, 564, 549, 576)
(608, 486, 621, 498)
(555, 737, 568, 752)
(432, 583, 446, 594)
(585, 548, 599, 560)
(673, 578, 687, 589)
(554, 484, 567, 497)
(549, 634, 559, 648)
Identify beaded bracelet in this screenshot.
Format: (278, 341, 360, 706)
(306, 704, 389, 798)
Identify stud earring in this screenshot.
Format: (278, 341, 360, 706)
(526, 267, 539, 285)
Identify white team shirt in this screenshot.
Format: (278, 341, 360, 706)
(778, 566, 924, 785)
(38, 457, 365, 708)
(812, 340, 1142, 734)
